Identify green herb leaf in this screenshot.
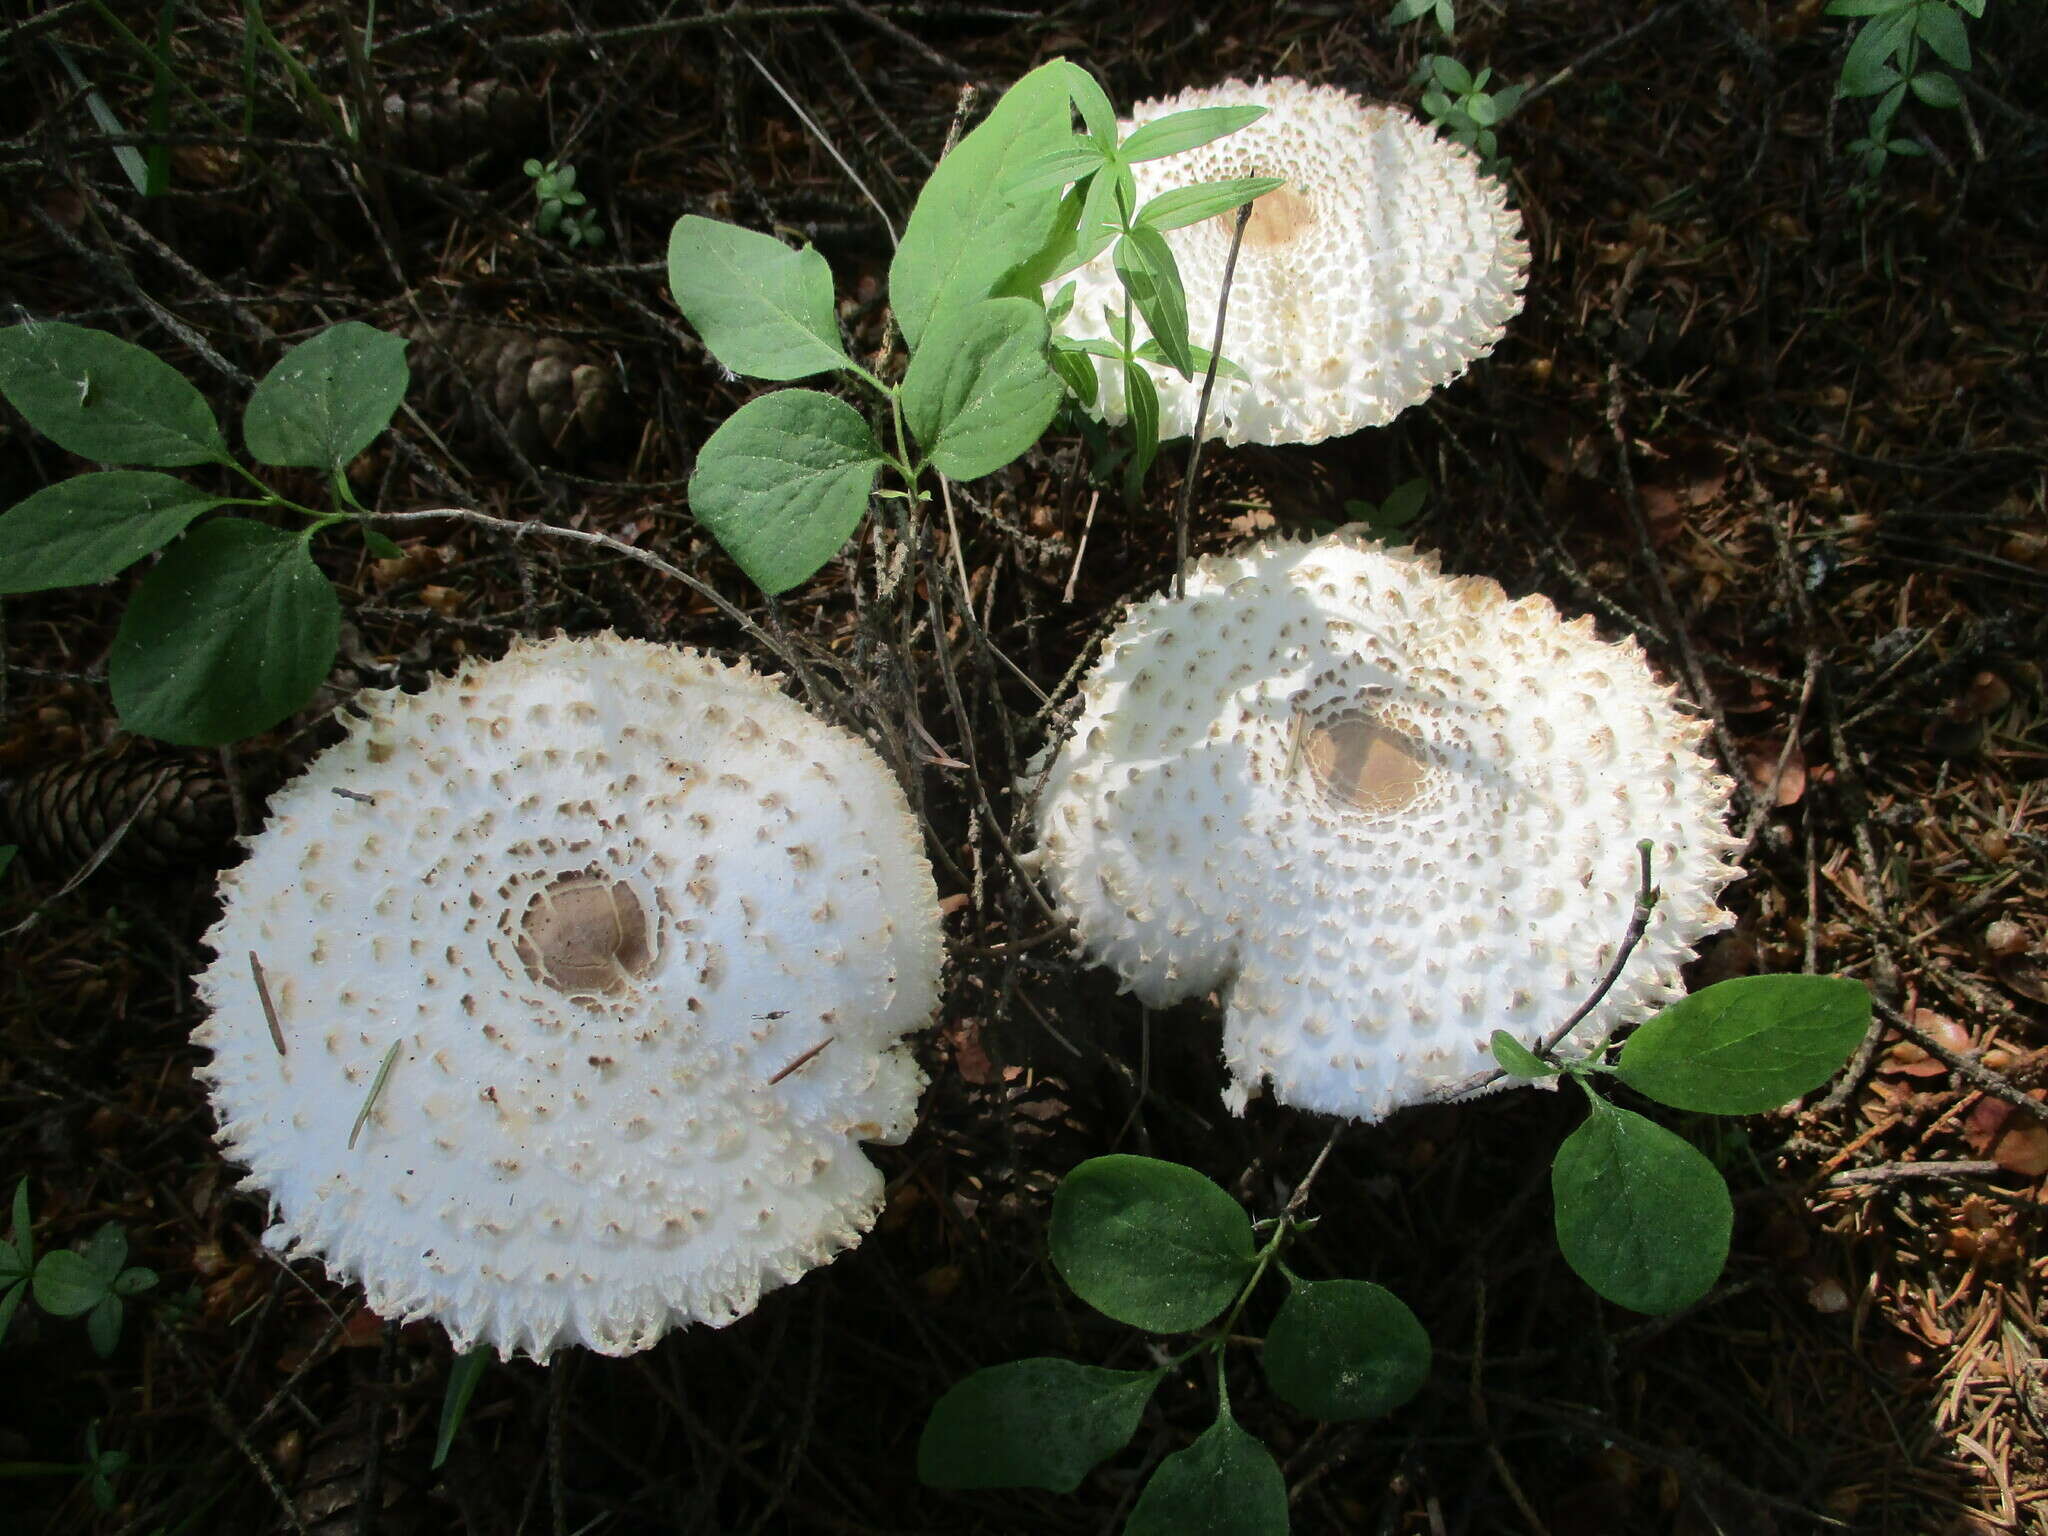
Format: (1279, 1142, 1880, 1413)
(1262, 1279, 1431, 1421)
(0, 321, 226, 467)
(1126, 1408, 1287, 1536)
(1614, 975, 1871, 1115)
(918, 1358, 1163, 1491)
(111, 1266, 157, 1297)
(667, 216, 852, 382)
(433, 1349, 491, 1471)
(1840, 10, 1918, 95)
(1050, 1155, 1254, 1331)
(0, 472, 223, 593)
(1131, 341, 1247, 384)
(4, 1179, 30, 1272)
(1007, 142, 1107, 199)
(242, 323, 409, 471)
(1053, 60, 1118, 144)
(32, 1250, 112, 1317)
(686, 389, 885, 595)
(86, 1295, 124, 1357)
(0, 1279, 23, 1341)
(1114, 227, 1192, 379)
(901, 298, 1062, 481)
(1049, 343, 1100, 406)
(1553, 1096, 1732, 1314)
(1909, 70, 1962, 108)
(1124, 360, 1161, 477)
(1914, 3, 1970, 70)
(110, 519, 341, 746)
(1135, 176, 1287, 233)
(892, 63, 1072, 350)
(1120, 105, 1268, 162)
(1489, 1029, 1558, 1080)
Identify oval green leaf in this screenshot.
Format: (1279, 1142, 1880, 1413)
(1489, 1029, 1558, 1080)
(243, 322, 410, 471)
(1126, 1409, 1287, 1536)
(1124, 360, 1161, 475)
(917, 1358, 1163, 1492)
(901, 298, 1062, 481)
(1614, 975, 1872, 1115)
(1553, 1098, 1732, 1315)
(110, 519, 341, 746)
(31, 1250, 110, 1316)
(1050, 1155, 1254, 1332)
(0, 472, 223, 593)
(686, 389, 884, 595)
(668, 216, 852, 382)
(0, 321, 226, 467)
(87, 1294, 124, 1357)
(1263, 1280, 1431, 1421)
(892, 62, 1073, 350)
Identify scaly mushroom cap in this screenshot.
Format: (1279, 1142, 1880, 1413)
(1053, 78, 1528, 445)
(195, 634, 942, 1361)
(1030, 536, 1741, 1121)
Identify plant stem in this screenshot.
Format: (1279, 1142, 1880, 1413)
(1172, 199, 1252, 601)
(1535, 838, 1662, 1059)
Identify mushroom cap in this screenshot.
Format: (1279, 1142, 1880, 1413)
(195, 634, 942, 1361)
(1029, 535, 1741, 1121)
(1052, 78, 1528, 446)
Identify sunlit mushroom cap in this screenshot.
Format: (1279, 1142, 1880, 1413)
(1029, 535, 1740, 1121)
(1052, 78, 1528, 445)
(195, 634, 942, 1361)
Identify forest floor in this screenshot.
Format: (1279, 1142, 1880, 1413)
(2, 1, 2046, 1533)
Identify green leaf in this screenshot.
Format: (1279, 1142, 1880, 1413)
(1050, 343, 1100, 406)
(1263, 1279, 1430, 1421)
(81, 1224, 127, 1282)
(1050, 1155, 1254, 1332)
(1614, 976, 1871, 1115)
(1909, 71, 1962, 108)
(1841, 10, 1917, 95)
(1121, 106, 1268, 163)
(1126, 1409, 1287, 1536)
(1380, 477, 1428, 525)
(1132, 342, 1247, 384)
(1136, 176, 1288, 234)
(242, 323, 409, 471)
(1053, 60, 1118, 144)
(1430, 56, 1474, 94)
(1553, 1096, 1732, 1314)
(1114, 227, 1192, 379)
(667, 216, 851, 382)
(1489, 1029, 1558, 1080)
(901, 298, 1063, 481)
(110, 519, 341, 746)
(918, 1358, 1163, 1491)
(1825, 0, 1913, 13)
(4, 1180, 29, 1273)
(891, 63, 1073, 351)
(86, 1295, 124, 1357)
(433, 1349, 491, 1471)
(1124, 361, 1161, 476)
(112, 1266, 156, 1297)
(1388, 0, 1434, 23)
(33, 1250, 111, 1317)
(0, 1280, 24, 1341)
(1007, 143, 1107, 199)
(0, 847, 13, 882)
(0, 473, 222, 593)
(1914, 3, 1970, 69)
(0, 322, 226, 467)
(686, 389, 884, 595)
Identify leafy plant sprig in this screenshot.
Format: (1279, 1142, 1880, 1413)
(0, 1421, 133, 1512)
(524, 158, 605, 249)
(0, 319, 411, 745)
(1342, 477, 1428, 540)
(666, 59, 1280, 596)
(1, 1180, 159, 1357)
(1828, 0, 1981, 193)
(1486, 844, 1872, 1313)
(1387, 0, 1457, 38)
(919, 1154, 1429, 1533)
(1410, 55, 1527, 169)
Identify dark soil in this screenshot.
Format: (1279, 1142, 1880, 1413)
(2, 3, 2045, 1534)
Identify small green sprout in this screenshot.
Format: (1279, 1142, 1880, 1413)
(1411, 55, 1527, 169)
(524, 158, 605, 248)
(30, 1219, 160, 1357)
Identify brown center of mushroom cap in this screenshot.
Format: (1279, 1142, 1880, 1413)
(1305, 717, 1430, 815)
(516, 874, 654, 996)
(1214, 184, 1312, 249)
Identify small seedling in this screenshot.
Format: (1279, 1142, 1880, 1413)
(666, 58, 1278, 596)
(0, 1421, 132, 1512)
(1342, 476, 1427, 540)
(1411, 55, 1526, 169)
(919, 1155, 1429, 1533)
(524, 158, 605, 249)
(1829, 0, 1979, 195)
(1387, 0, 1456, 37)
(3, 1181, 160, 1356)
(0, 319, 411, 745)
(1488, 843, 1871, 1312)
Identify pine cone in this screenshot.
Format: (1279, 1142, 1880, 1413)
(0, 748, 237, 874)
(378, 80, 540, 170)
(408, 319, 620, 462)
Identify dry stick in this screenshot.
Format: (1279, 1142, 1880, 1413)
(1825, 1159, 2004, 1188)
(829, 0, 975, 80)
(739, 45, 899, 245)
(158, 1326, 315, 1536)
(249, 953, 288, 1056)
(1172, 200, 1254, 600)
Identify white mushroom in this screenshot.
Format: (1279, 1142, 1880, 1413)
(194, 634, 943, 1361)
(1053, 78, 1528, 445)
(1029, 535, 1741, 1121)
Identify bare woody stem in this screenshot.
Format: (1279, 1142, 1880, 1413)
(1172, 199, 1254, 601)
(1537, 837, 1662, 1059)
